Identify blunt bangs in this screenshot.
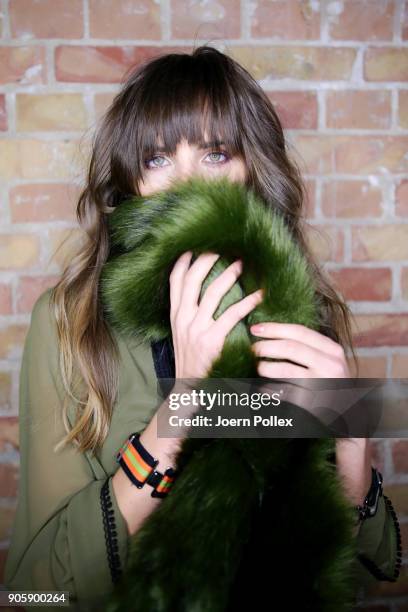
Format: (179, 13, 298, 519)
(132, 51, 246, 173)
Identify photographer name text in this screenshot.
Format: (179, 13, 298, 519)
(168, 414, 293, 427)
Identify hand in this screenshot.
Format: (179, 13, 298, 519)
(249, 321, 372, 517)
(336, 437, 373, 509)
(249, 321, 349, 379)
(170, 251, 264, 379)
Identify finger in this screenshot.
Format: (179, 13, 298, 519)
(169, 251, 194, 315)
(212, 289, 264, 339)
(256, 379, 318, 415)
(250, 322, 344, 360)
(257, 360, 311, 379)
(252, 339, 326, 371)
(194, 258, 243, 323)
(177, 252, 221, 317)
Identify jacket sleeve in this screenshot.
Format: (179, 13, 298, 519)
(354, 489, 402, 587)
(4, 288, 130, 610)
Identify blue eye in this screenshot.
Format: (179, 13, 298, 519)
(143, 149, 231, 170)
(205, 150, 230, 164)
(144, 155, 168, 170)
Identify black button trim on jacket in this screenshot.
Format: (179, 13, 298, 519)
(100, 337, 173, 584)
(100, 477, 122, 584)
(357, 493, 402, 582)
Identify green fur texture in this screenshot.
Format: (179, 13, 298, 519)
(99, 176, 361, 611)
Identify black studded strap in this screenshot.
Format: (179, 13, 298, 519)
(100, 476, 122, 584)
(357, 493, 402, 582)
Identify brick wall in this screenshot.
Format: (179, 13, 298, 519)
(0, 0, 407, 609)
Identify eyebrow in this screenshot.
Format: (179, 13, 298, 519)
(153, 140, 226, 153)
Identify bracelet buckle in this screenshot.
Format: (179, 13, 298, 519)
(116, 432, 177, 497)
(355, 467, 383, 523)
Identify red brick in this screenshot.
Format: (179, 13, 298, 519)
(55, 45, 189, 83)
(328, 0, 394, 41)
(404, 1, 408, 41)
(251, 0, 319, 40)
(9, 183, 78, 223)
(0, 417, 19, 453)
(0, 507, 16, 541)
(89, 0, 160, 39)
(326, 90, 391, 130)
(171, 0, 240, 39)
(396, 181, 408, 217)
(392, 440, 408, 474)
(0, 95, 7, 131)
(0, 46, 46, 85)
(365, 48, 408, 82)
(0, 284, 12, 315)
(16, 276, 60, 314)
(0, 464, 19, 498)
(327, 267, 391, 302)
(10, 0, 83, 39)
(352, 314, 408, 348)
(321, 180, 382, 218)
(266, 91, 317, 129)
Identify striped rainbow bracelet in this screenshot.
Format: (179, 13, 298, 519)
(116, 432, 177, 498)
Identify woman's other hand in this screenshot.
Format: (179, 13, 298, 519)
(249, 322, 349, 379)
(249, 322, 372, 513)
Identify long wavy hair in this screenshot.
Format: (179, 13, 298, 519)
(50, 44, 358, 455)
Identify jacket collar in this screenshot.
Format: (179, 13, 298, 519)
(150, 336, 175, 397)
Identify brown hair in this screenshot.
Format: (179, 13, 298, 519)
(50, 44, 358, 455)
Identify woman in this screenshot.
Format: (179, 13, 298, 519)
(4, 45, 400, 610)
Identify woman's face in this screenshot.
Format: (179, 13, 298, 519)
(137, 134, 248, 196)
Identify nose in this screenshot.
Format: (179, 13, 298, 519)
(175, 161, 202, 182)
(170, 140, 205, 183)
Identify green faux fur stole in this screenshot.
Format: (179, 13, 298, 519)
(99, 176, 360, 611)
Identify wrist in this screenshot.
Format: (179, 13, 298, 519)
(116, 428, 179, 499)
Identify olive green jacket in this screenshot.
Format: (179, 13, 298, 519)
(4, 288, 399, 611)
